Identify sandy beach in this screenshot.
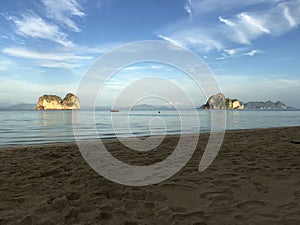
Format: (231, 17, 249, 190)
(0, 126, 300, 225)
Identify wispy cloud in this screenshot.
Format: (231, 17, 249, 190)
(2, 0, 85, 47)
(184, 0, 193, 19)
(158, 29, 224, 52)
(2, 48, 92, 69)
(219, 1, 300, 44)
(283, 6, 297, 27)
(158, 35, 183, 47)
(3, 48, 90, 61)
(186, 0, 278, 15)
(219, 13, 270, 45)
(41, 0, 85, 32)
(224, 48, 239, 56)
(239, 13, 270, 34)
(216, 48, 262, 60)
(162, 0, 300, 59)
(244, 49, 261, 56)
(9, 13, 74, 47)
(39, 62, 81, 69)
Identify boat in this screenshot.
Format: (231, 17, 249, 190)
(109, 109, 119, 112)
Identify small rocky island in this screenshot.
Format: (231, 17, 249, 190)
(200, 93, 244, 110)
(199, 93, 291, 110)
(35, 93, 80, 110)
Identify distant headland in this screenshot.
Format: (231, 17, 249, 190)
(199, 93, 292, 110)
(34, 93, 80, 110)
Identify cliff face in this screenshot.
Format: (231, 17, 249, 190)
(200, 93, 244, 110)
(205, 93, 226, 109)
(62, 93, 81, 110)
(35, 93, 80, 110)
(226, 99, 244, 110)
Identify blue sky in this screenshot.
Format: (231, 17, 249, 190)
(0, 0, 300, 107)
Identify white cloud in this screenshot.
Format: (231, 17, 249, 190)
(244, 49, 261, 56)
(224, 48, 238, 55)
(218, 16, 235, 27)
(187, 0, 279, 15)
(3, 48, 91, 61)
(78, 43, 122, 54)
(162, 0, 300, 58)
(158, 35, 184, 47)
(184, 1, 192, 19)
(283, 6, 297, 27)
(2, 48, 92, 69)
(218, 1, 300, 44)
(39, 62, 81, 69)
(158, 29, 224, 52)
(172, 0, 300, 57)
(219, 13, 271, 45)
(11, 14, 74, 47)
(42, 0, 85, 32)
(239, 13, 270, 34)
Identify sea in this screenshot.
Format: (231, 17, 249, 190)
(0, 109, 299, 146)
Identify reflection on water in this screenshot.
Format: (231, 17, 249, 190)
(38, 110, 78, 126)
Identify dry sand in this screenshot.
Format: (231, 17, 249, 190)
(0, 126, 300, 225)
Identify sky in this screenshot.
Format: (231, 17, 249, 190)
(0, 0, 300, 108)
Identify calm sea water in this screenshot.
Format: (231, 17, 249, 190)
(0, 109, 299, 146)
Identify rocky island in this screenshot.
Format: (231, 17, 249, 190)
(199, 93, 292, 110)
(35, 93, 80, 110)
(199, 93, 244, 110)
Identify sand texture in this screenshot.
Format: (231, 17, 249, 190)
(0, 126, 300, 225)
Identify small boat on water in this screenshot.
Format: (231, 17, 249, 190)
(109, 109, 119, 112)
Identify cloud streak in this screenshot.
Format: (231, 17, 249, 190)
(42, 0, 85, 32)
(9, 14, 74, 47)
(186, 0, 279, 15)
(158, 29, 224, 52)
(3, 48, 91, 61)
(244, 49, 261, 56)
(283, 6, 297, 27)
(219, 12, 271, 45)
(184, 0, 193, 19)
(2, 47, 92, 69)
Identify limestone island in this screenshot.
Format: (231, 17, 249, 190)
(35, 93, 80, 110)
(199, 93, 244, 110)
(199, 93, 292, 110)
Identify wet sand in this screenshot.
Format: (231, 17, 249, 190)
(0, 126, 300, 225)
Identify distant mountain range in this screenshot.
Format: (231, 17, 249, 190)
(243, 101, 294, 110)
(131, 104, 171, 110)
(0, 103, 36, 110)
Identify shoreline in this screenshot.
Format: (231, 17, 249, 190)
(1, 125, 300, 149)
(1, 126, 300, 224)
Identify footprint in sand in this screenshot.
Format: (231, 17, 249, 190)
(237, 200, 267, 210)
(234, 214, 248, 222)
(172, 211, 205, 222)
(145, 191, 168, 202)
(294, 189, 300, 198)
(253, 182, 269, 194)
